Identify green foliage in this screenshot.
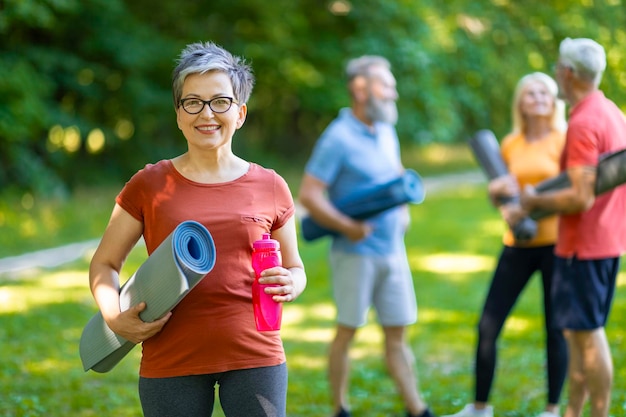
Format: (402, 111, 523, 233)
(2, 184, 626, 416)
(1, 0, 179, 194)
(0, 185, 119, 258)
(2, 1, 626, 193)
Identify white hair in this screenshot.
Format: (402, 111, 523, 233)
(559, 37, 606, 86)
(345, 55, 391, 81)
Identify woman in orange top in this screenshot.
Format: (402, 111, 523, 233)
(444, 73, 568, 417)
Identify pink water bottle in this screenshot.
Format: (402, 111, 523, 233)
(252, 233, 283, 331)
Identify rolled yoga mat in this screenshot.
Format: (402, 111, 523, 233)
(529, 147, 626, 220)
(79, 220, 216, 373)
(301, 169, 425, 242)
(468, 129, 538, 241)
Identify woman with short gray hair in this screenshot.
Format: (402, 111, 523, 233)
(89, 41, 307, 417)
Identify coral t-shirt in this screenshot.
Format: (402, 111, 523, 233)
(501, 130, 565, 247)
(116, 160, 294, 378)
(557, 91, 626, 259)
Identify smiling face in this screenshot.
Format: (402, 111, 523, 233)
(176, 71, 247, 152)
(519, 80, 555, 119)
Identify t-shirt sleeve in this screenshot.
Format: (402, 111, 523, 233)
(271, 172, 295, 231)
(304, 131, 344, 185)
(115, 166, 150, 222)
(500, 133, 516, 167)
(565, 124, 599, 168)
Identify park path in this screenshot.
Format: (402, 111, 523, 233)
(0, 170, 484, 277)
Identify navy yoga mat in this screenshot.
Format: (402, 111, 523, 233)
(301, 169, 425, 242)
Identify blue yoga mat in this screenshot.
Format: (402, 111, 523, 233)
(79, 220, 216, 373)
(301, 169, 425, 242)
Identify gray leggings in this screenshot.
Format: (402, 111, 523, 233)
(138, 363, 287, 417)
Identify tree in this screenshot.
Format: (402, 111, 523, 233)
(1, 0, 625, 194)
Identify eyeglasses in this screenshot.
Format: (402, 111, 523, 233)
(179, 97, 239, 115)
(553, 62, 572, 73)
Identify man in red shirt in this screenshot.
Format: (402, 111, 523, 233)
(521, 38, 626, 417)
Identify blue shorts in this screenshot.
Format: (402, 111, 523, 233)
(329, 250, 417, 328)
(552, 256, 620, 330)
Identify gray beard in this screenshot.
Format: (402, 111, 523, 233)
(366, 97, 398, 125)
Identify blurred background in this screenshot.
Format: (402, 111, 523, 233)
(2, 0, 625, 196)
(3, 3, 626, 415)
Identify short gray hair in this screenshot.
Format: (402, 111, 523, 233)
(172, 42, 255, 108)
(345, 55, 391, 81)
(559, 37, 606, 86)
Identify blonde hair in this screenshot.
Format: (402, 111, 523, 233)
(511, 72, 566, 134)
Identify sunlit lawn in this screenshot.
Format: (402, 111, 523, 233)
(0, 143, 478, 260)
(2, 182, 626, 416)
(0, 185, 119, 259)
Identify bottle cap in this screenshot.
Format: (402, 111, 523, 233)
(253, 233, 280, 250)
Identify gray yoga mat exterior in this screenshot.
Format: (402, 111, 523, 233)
(468, 129, 538, 240)
(79, 220, 216, 373)
(530, 147, 626, 219)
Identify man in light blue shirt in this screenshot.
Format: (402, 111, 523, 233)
(299, 55, 433, 417)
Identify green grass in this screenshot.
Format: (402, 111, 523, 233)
(2, 146, 626, 416)
(0, 142, 477, 259)
(0, 185, 121, 258)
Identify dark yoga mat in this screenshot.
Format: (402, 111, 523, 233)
(530, 147, 626, 220)
(468, 129, 538, 241)
(301, 169, 425, 242)
(80, 220, 216, 373)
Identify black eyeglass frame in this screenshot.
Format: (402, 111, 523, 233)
(178, 96, 239, 115)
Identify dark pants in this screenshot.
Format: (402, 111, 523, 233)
(474, 245, 568, 405)
(139, 363, 287, 417)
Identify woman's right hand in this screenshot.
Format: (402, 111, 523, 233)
(106, 302, 172, 345)
(488, 175, 520, 205)
(342, 219, 372, 242)
(500, 203, 527, 231)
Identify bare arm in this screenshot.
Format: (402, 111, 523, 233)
(298, 173, 371, 241)
(259, 216, 307, 303)
(521, 165, 597, 215)
(89, 204, 171, 344)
